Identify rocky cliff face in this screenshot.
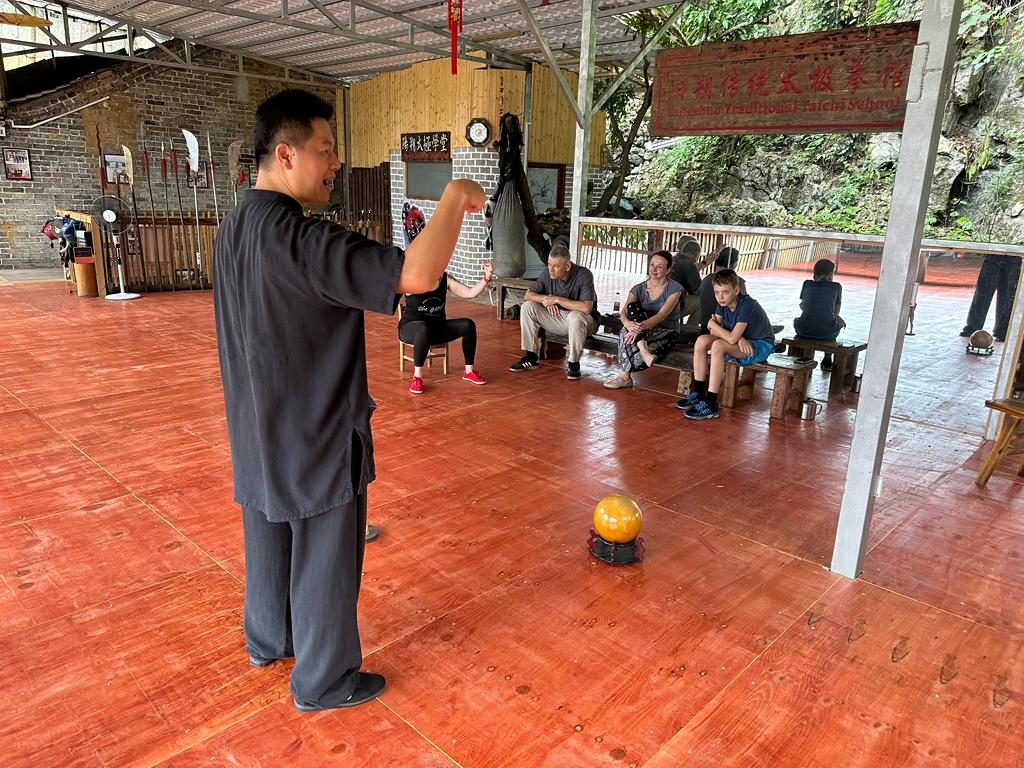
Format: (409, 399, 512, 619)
(624, 47, 1024, 245)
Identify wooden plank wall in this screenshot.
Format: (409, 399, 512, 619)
(340, 60, 605, 168)
(347, 163, 392, 246)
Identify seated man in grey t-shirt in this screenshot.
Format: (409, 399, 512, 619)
(510, 244, 600, 380)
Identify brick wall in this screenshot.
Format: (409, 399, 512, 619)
(390, 147, 500, 286)
(387, 149, 606, 284)
(0, 45, 336, 269)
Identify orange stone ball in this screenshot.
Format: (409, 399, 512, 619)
(593, 494, 644, 543)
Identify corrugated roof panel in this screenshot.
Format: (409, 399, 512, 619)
(203, 23, 292, 47)
(32, 0, 670, 84)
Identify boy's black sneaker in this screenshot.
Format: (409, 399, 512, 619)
(510, 354, 539, 372)
(566, 362, 582, 380)
(684, 400, 720, 420)
(820, 355, 834, 373)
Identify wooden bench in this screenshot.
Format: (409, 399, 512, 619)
(782, 337, 868, 397)
(492, 277, 534, 320)
(541, 324, 698, 393)
(721, 354, 818, 420)
(976, 398, 1024, 486)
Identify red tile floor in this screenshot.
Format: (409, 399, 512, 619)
(0, 269, 1021, 767)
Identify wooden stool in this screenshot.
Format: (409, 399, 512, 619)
(397, 305, 449, 374)
(783, 337, 868, 397)
(976, 398, 1024, 486)
(721, 354, 817, 420)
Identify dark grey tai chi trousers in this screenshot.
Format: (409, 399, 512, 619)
(241, 455, 368, 709)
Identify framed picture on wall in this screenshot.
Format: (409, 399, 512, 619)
(4, 148, 33, 181)
(103, 154, 128, 184)
(527, 163, 565, 213)
(186, 161, 209, 189)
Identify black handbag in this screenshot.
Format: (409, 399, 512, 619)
(625, 301, 649, 323)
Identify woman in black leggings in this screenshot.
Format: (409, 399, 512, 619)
(400, 260, 493, 394)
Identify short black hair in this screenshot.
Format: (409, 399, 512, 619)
(254, 89, 334, 169)
(714, 247, 740, 270)
(813, 258, 836, 280)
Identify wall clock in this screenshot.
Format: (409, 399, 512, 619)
(466, 117, 492, 147)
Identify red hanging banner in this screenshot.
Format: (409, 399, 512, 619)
(448, 0, 463, 75)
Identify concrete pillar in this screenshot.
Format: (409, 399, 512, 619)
(831, 0, 964, 578)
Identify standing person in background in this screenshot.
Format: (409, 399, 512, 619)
(214, 88, 486, 713)
(960, 254, 1022, 342)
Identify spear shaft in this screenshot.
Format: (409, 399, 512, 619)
(207, 132, 220, 225)
(168, 135, 195, 289)
(139, 127, 165, 290)
(159, 141, 178, 291)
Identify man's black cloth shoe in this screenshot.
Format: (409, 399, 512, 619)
(250, 653, 293, 667)
(566, 362, 582, 380)
(510, 354, 539, 372)
(294, 672, 387, 712)
(960, 328, 974, 338)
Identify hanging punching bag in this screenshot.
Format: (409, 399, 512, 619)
(486, 113, 526, 278)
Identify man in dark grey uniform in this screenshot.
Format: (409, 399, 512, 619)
(214, 89, 485, 712)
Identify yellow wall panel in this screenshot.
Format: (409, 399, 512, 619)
(343, 60, 604, 170)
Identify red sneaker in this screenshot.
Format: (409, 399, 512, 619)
(408, 376, 424, 394)
(462, 370, 487, 386)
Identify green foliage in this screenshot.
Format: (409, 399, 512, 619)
(621, 0, 1024, 241)
(974, 132, 1024, 240)
(623, 0, 796, 47)
(958, 0, 1024, 72)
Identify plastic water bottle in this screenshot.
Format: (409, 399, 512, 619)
(612, 292, 621, 312)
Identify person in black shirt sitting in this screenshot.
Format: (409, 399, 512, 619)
(670, 236, 703, 326)
(400, 259, 493, 394)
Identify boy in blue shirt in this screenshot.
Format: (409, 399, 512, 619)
(794, 258, 846, 371)
(676, 269, 775, 420)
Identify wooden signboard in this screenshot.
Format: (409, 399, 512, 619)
(400, 132, 452, 162)
(652, 22, 920, 136)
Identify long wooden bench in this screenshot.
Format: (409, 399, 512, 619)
(541, 328, 698, 393)
(721, 354, 818, 419)
(781, 336, 867, 397)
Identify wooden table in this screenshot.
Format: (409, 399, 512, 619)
(782, 337, 868, 397)
(492, 277, 533, 320)
(976, 398, 1024, 486)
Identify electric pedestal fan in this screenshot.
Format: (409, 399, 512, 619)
(92, 195, 142, 301)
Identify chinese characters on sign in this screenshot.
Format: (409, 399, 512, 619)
(652, 22, 920, 136)
(400, 132, 452, 162)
